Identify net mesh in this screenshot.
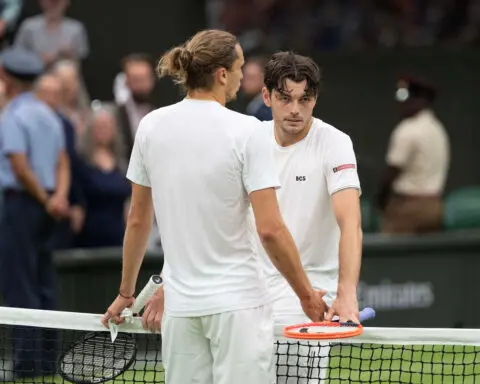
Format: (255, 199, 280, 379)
(1, 306, 480, 383)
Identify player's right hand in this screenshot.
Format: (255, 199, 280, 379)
(300, 289, 329, 322)
(142, 286, 164, 333)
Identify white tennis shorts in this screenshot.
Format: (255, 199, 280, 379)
(161, 304, 274, 384)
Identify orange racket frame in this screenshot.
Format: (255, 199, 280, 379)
(283, 321, 364, 340)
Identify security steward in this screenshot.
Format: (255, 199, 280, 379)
(377, 75, 450, 234)
(0, 48, 70, 378)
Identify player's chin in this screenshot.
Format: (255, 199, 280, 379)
(227, 90, 239, 102)
(284, 119, 304, 129)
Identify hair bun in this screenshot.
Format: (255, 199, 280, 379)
(172, 47, 192, 72)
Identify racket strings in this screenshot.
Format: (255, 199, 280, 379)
(59, 332, 136, 383)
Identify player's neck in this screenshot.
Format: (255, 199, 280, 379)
(274, 117, 313, 147)
(187, 89, 226, 106)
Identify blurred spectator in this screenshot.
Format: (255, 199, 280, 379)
(377, 75, 450, 234)
(241, 56, 272, 121)
(35, 71, 61, 108)
(52, 59, 91, 137)
(116, 53, 155, 162)
(0, 48, 69, 379)
(0, 0, 23, 48)
(14, 0, 89, 67)
(35, 72, 87, 248)
(75, 104, 130, 248)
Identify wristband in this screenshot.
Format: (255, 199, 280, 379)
(119, 291, 133, 299)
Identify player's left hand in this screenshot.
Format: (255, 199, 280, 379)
(101, 295, 135, 329)
(324, 293, 359, 323)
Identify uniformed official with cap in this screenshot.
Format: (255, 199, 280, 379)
(377, 75, 450, 234)
(0, 48, 70, 379)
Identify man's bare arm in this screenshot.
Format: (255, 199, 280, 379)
(119, 183, 154, 297)
(8, 153, 49, 205)
(332, 188, 363, 301)
(54, 150, 70, 198)
(250, 188, 313, 301)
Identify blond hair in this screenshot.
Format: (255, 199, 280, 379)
(157, 29, 238, 91)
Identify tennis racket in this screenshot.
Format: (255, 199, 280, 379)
(283, 307, 376, 340)
(57, 275, 163, 384)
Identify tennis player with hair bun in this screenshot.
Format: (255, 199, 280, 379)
(259, 52, 363, 383)
(101, 30, 327, 384)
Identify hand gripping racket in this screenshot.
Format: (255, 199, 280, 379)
(57, 275, 163, 384)
(108, 274, 164, 342)
(283, 307, 376, 340)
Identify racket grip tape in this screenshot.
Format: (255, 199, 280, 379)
(332, 307, 376, 324)
(130, 275, 163, 314)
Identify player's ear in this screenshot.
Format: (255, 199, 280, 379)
(216, 68, 228, 86)
(262, 86, 272, 107)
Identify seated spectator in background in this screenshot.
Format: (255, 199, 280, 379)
(75, 104, 130, 248)
(0, 0, 23, 48)
(241, 56, 272, 121)
(377, 75, 450, 234)
(35, 72, 86, 248)
(14, 0, 89, 67)
(52, 59, 91, 137)
(116, 53, 155, 162)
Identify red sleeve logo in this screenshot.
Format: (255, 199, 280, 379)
(333, 164, 356, 173)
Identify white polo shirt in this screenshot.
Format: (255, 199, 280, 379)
(256, 118, 361, 321)
(127, 99, 280, 317)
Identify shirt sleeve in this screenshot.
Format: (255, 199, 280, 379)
(1, 113, 28, 155)
(386, 124, 415, 168)
(242, 122, 281, 194)
(324, 134, 361, 196)
(126, 118, 151, 187)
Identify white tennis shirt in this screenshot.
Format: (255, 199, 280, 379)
(256, 118, 361, 320)
(126, 99, 280, 317)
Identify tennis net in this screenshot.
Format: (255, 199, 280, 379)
(1, 306, 480, 383)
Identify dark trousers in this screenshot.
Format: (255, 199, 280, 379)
(0, 191, 59, 378)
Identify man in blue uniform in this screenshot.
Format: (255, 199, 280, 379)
(0, 48, 70, 379)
